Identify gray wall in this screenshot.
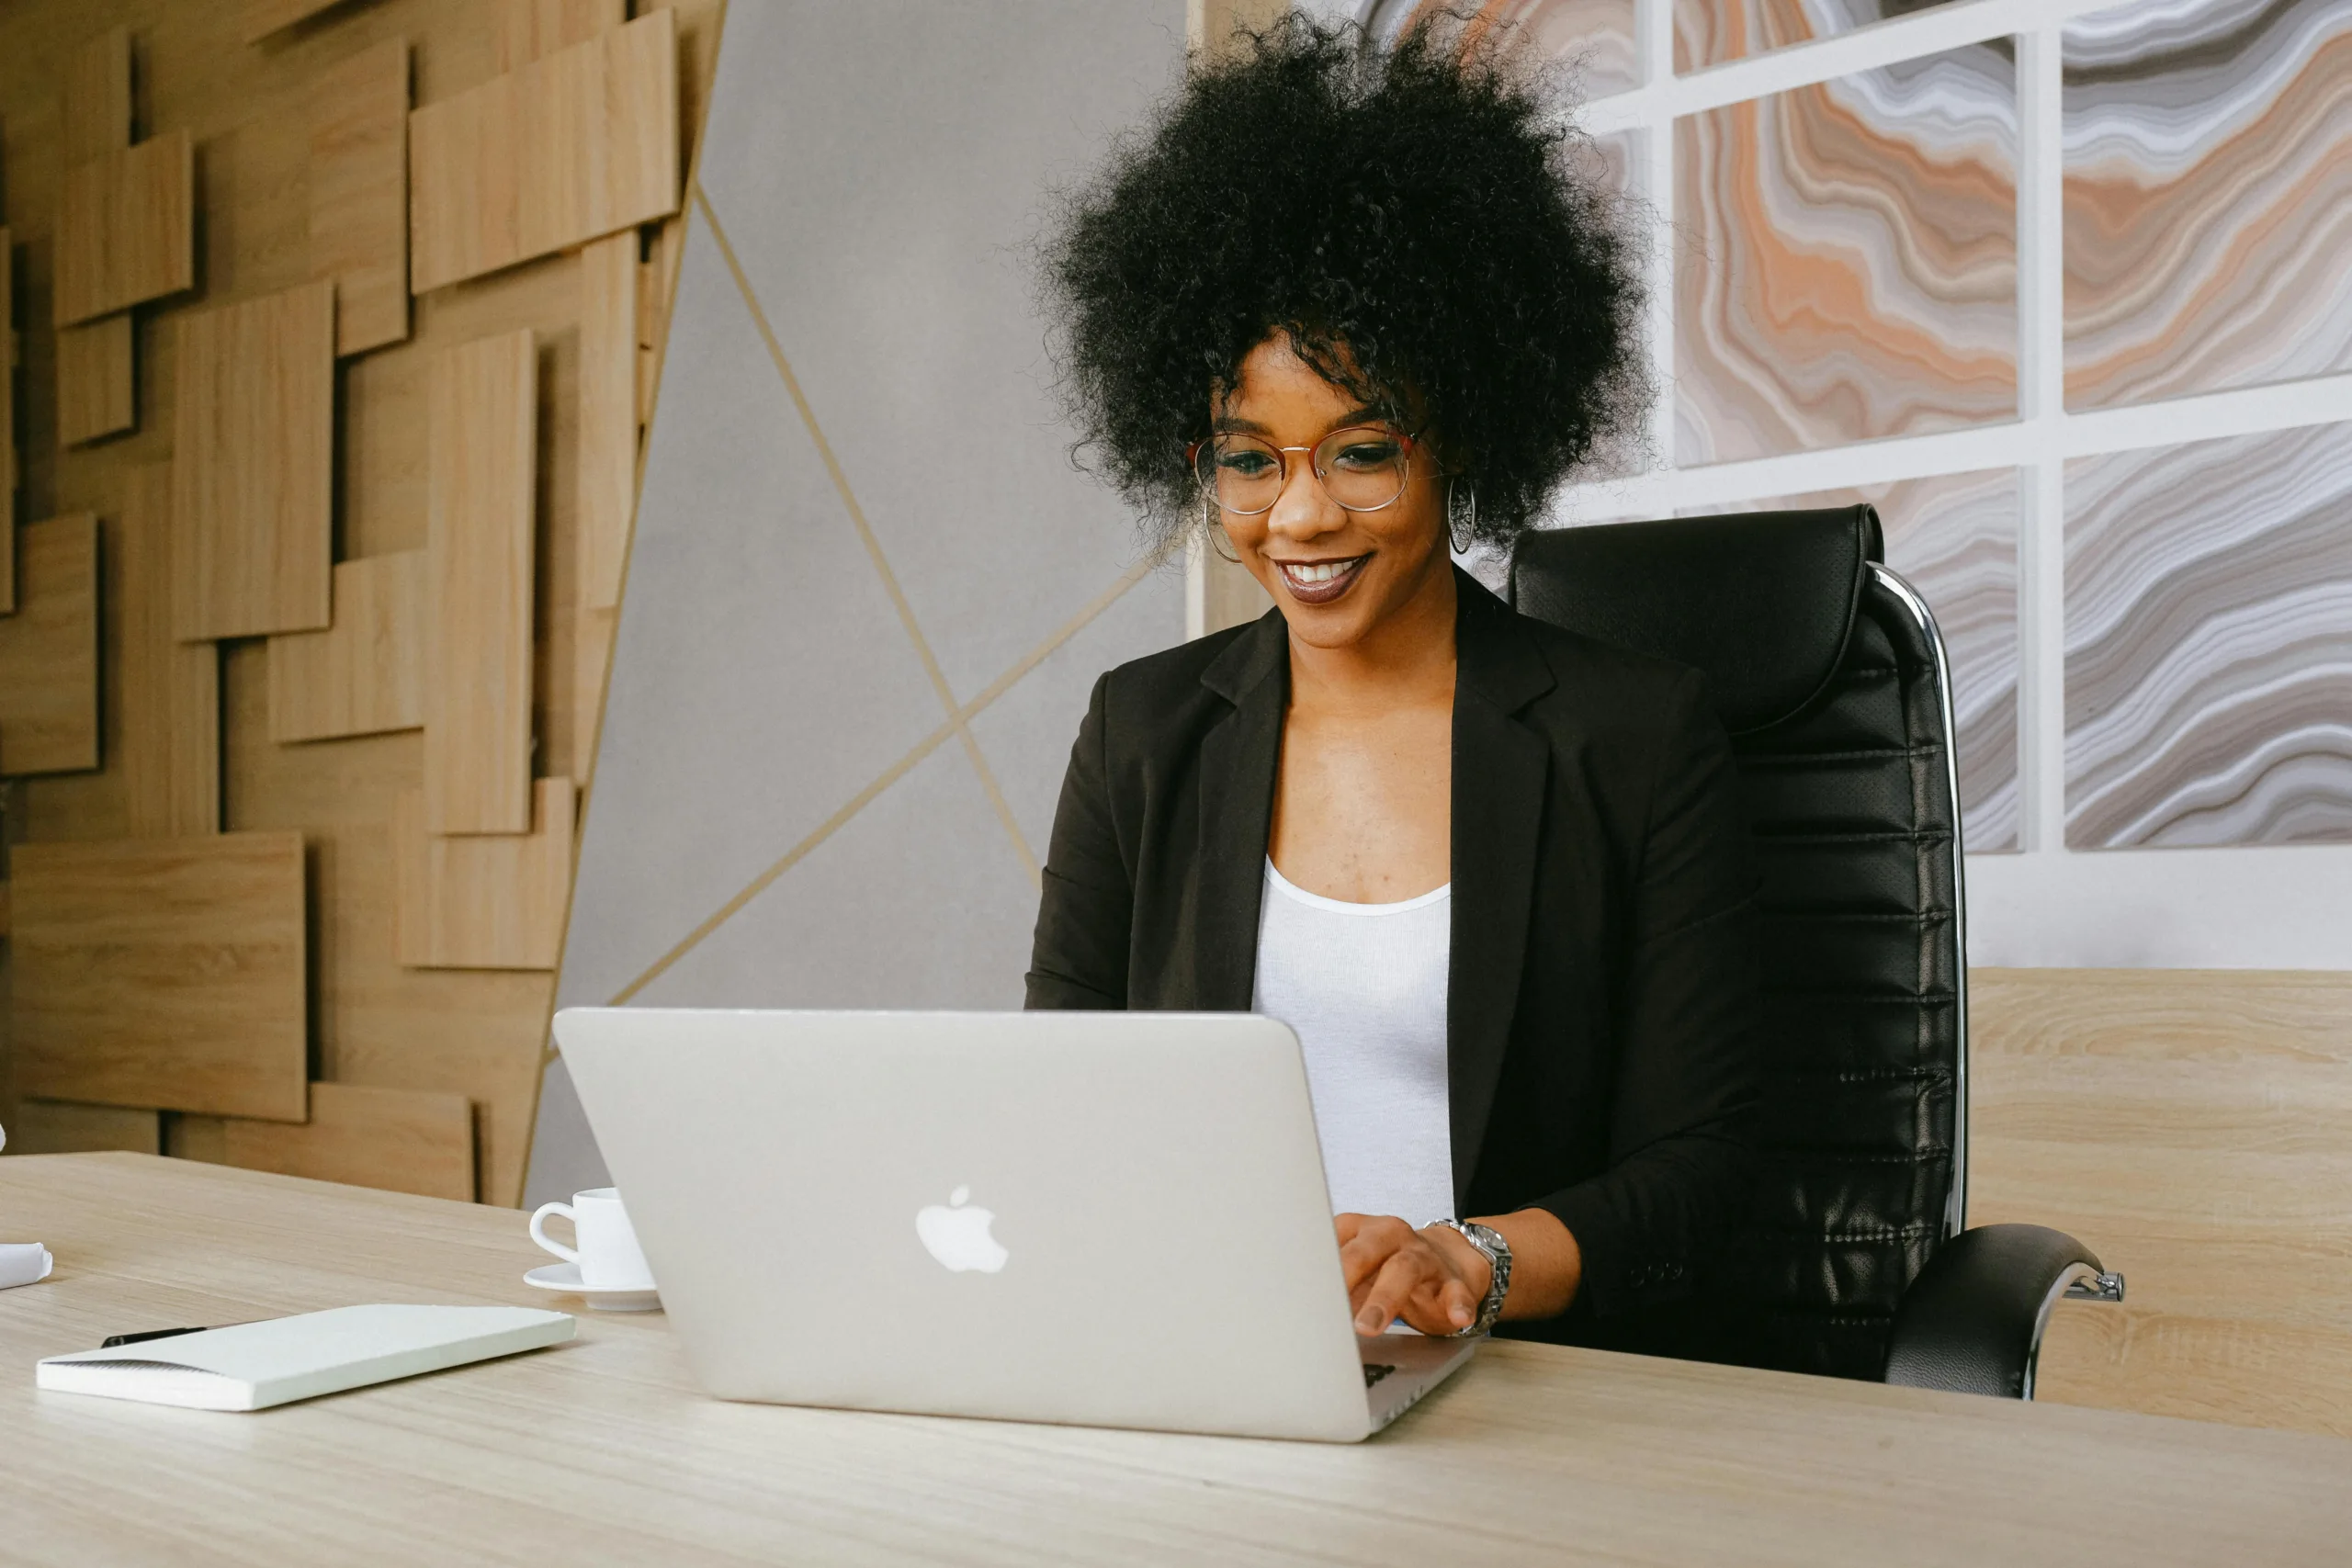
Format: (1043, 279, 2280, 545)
(527, 2, 1190, 1204)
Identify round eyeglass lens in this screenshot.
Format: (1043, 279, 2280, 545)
(1314, 427, 1408, 512)
(1199, 434, 1286, 514)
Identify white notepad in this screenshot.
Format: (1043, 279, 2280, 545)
(37, 1304, 575, 1411)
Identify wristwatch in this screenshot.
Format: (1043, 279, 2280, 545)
(1432, 1219, 1512, 1337)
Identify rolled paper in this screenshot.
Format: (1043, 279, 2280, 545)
(0, 1244, 55, 1291)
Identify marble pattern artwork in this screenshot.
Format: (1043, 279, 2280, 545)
(1680, 469, 2020, 851)
(2065, 422, 2352, 849)
(1675, 0, 1965, 73)
(1363, 0, 1639, 98)
(1675, 42, 2018, 466)
(2064, 0, 2352, 410)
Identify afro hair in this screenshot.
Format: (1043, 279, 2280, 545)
(1044, 12, 1649, 552)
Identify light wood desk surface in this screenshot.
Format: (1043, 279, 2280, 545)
(3, 1155, 2347, 1566)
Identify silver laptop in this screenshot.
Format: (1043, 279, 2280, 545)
(550, 1007, 1476, 1441)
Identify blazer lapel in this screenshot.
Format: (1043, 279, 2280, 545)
(1448, 573, 1555, 1205)
(1193, 611, 1289, 1011)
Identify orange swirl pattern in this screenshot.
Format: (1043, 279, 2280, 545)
(1687, 469, 2020, 850)
(2063, 0, 2352, 409)
(1675, 43, 2018, 465)
(1674, 0, 1968, 73)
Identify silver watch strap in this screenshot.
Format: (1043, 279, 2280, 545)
(1434, 1219, 1511, 1337)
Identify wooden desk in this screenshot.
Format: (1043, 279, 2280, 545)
(3, 1155, 2346, 1565)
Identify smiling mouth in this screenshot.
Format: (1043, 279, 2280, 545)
(1272, 554, 1369, 605)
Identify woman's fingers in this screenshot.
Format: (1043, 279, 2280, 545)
(1354, 1248, 1423, 1335)
(1335, 1213, 1416, 1297)
(1334, 1214, 1484, 1336)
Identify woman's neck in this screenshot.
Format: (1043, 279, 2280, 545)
(1284, 555, 1459, 715)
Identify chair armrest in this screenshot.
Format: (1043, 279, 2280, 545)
(1883, 1224, 2123, 1399)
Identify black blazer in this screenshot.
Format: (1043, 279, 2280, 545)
(1025, 569, 1761, 1344)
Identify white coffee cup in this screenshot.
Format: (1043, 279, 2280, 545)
(529, 1187, 656, 1291)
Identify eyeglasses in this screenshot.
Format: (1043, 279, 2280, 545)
(1186, 426, 1419, 516)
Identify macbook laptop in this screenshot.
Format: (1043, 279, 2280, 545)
(550, 1007, 1476, 1441)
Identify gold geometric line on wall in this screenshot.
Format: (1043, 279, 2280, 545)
(604, 557, 1159, 1008)
(695, 186, 1042, 891)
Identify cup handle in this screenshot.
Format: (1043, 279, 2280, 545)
(529, 1201, 581, 1264)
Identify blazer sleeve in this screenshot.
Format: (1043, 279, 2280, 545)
(1533, 669, 1763, 1319)
(1024, 673, 1133, 1010)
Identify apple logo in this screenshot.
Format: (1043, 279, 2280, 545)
(915, 1185, 1009, 1274)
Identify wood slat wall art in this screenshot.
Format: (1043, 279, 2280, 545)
(119, 465, 221, 837)
(1971, 967, 2352, 1440)
(1, 231, 14, 614)
(307, 37, 411, 357)
(56, 314, 136, 450)
(497, 0, 627, 72)
(408, 10, 680, 294)
(268, 550, 425, 743)
(574, 604, 617, 787)
(10, 832, 308, 1122)
(0, 513, 100, 777)
(62, 27, 131, 165)
(577, 230, 638, 612)
(394, 777, 575, 970)
(220, 1080, 477, 1202)
(423, 328, 537, 835)
(6, 1100, 162, 1156)
(171, 278, 336, 642)
(53, 131, 195, 328)
(243, 0, 367, 46)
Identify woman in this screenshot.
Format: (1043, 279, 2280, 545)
(1027, 17, 1760, 1354)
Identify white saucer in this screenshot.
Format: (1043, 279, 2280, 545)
(525, 1261, 662, 1313)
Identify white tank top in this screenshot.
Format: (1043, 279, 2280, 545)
(1250, 858, 1454, 1227)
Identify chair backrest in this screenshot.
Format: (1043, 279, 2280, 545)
(1510, 507, 1966, 1380)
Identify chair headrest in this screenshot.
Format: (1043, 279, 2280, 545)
(1507, 505, 1883, 735)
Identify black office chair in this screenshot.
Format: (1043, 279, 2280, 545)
(1510, 506, 2123, 1398)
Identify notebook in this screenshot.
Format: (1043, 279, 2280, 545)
(37, 1304, 575, 1411)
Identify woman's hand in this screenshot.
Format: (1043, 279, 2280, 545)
(1335, 1213, 1491, 1336)
(1335, 1208, 1586, 1335)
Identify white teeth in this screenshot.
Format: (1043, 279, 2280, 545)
(1283, 560, 1354, 584)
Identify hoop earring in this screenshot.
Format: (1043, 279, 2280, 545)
(1203, 496, 1241, 564)
(1447, 479, 1478, 555)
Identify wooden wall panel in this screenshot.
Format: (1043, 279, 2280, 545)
(408, 10, 679, 293)
(57, 313, 135, 449)
(54, 131, 195, 327)
(308, 38, 411, 357)
(1971, 967, 2352, 1439)
(171, 279, 335, 641)
(498, 0, 625, 71)
(220, 1080, 476, 1201)
(577, 231, 637, 612)
(10, 832, 308, 1122)
(62, 27, 130, 164)
(1, 231, 14, 615)
(423, 328, 536, 834)
(0, 0, 729, 1209)
(119, 465, 220, 836)
(6, 1100, 162, 1156)
(268, 551, 425, 743)
(243, 0, 363, 45)
(0, 513, 100, 776)
(394, 777, 573, 969)
(573, 603, 616, 785)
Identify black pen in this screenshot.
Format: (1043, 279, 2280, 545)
(98, 1323, 254, 1348)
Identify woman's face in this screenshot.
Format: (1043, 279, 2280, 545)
(1208, 335, 1453, 652)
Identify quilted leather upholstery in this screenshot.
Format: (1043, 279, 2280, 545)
(1511, 507, 1961, 1380)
